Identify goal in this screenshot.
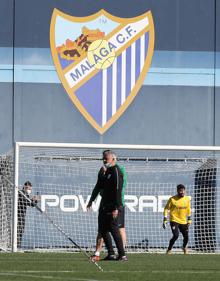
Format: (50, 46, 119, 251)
(1, 142, 220, 253)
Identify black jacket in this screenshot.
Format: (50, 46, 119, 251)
(90, 164, 123, 212)
(18, 190, 37, 218)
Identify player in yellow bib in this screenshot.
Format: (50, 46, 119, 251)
(163, 184, 192, 254)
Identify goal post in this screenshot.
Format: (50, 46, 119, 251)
(12, 142, 19, 252)
(5, 142, 220, 253)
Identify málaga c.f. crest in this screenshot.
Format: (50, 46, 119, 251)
(50, 9, 155, 134)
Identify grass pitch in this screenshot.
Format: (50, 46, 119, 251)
(0, 252, 219, 281)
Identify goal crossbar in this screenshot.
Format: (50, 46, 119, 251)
(15, 142, 220, 151)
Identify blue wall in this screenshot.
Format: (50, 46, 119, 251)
(0, 0, 219, 153)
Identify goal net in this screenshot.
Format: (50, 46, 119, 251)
(0, 154, 13, 251)
(1, 142, 220, 253)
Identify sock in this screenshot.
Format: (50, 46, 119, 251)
(95, 251, 100, 256)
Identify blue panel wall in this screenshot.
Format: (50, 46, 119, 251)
(0, 0, 219, 153)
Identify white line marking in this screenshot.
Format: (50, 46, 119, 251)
(152, 270, 220, 274)
(0, 271, 77, 273)
(0, 272, 113, 281)
(0, 273, 61, 280)
(2, 270, 220, 276)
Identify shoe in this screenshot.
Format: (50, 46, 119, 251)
(182, 247, 188, 254)
(166, 250, 172, 255)
(90, 255, 100, 262)
(103, 254, 116, 261)
(117, 255, 128, 261)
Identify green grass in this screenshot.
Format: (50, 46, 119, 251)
(0, 253, 220, 281)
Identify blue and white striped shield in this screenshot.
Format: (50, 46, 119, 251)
(50, 9, 155, 134)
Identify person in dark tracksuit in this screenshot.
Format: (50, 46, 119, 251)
(88, 151, 127, 261)
(87, 150, 127, 262)
(17, 181, 38, 248)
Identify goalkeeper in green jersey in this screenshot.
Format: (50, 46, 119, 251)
(87, 150, 127, 261)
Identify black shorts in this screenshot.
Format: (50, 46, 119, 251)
(170, 221, 189, 237)
(98, 206, 125, 232)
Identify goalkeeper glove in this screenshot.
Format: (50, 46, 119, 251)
(162, 217, 168, 229)
(187, 216, 192, 226)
